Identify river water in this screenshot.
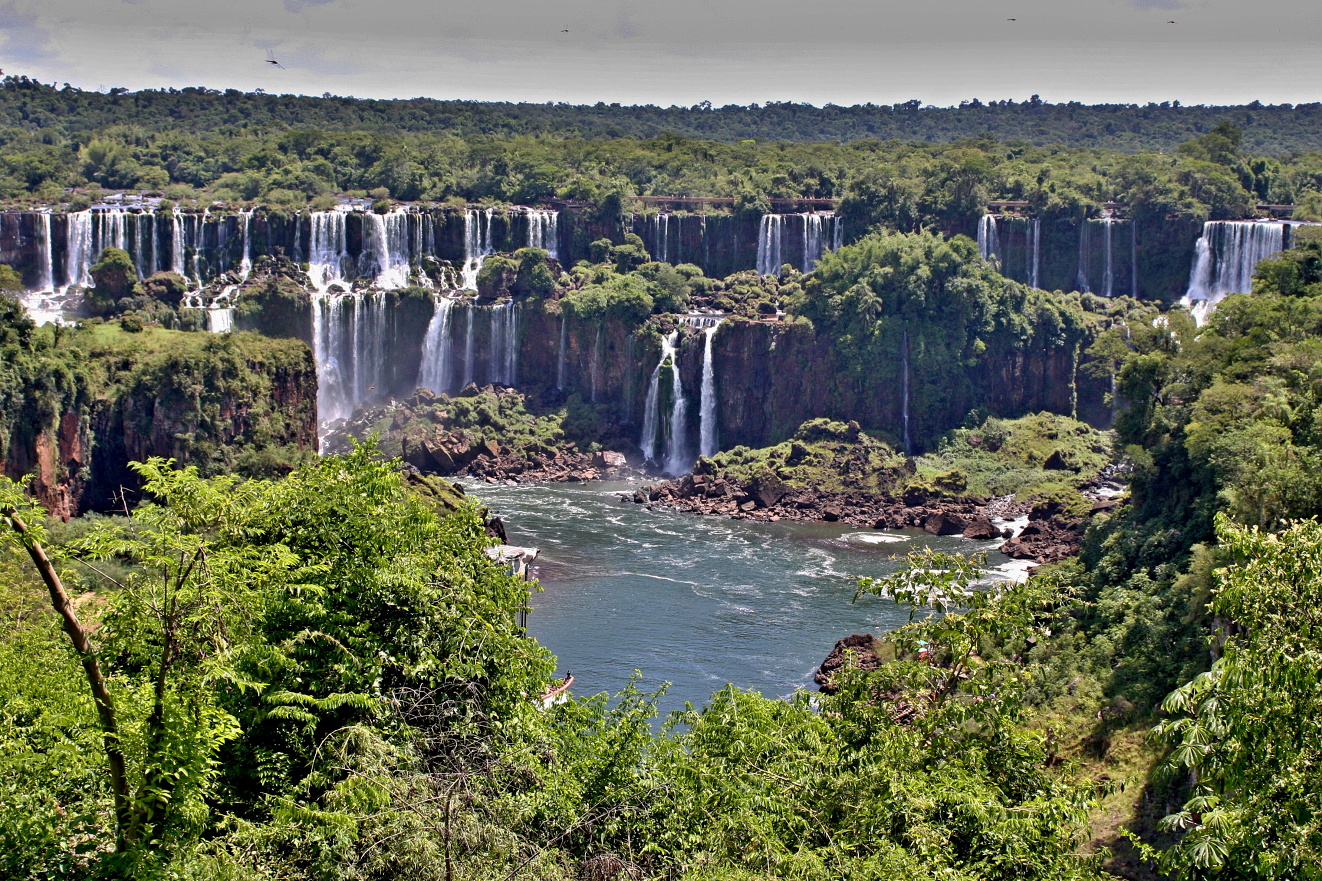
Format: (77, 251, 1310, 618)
(472, 481, 1028, 717)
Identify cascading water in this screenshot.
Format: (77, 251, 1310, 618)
(170, 208, 187, 278)
(589, 326, 603, 403)
(308, 209, 351, 290)
(417, 296, 456, 394)
(527, 208, 559, 260)
(556, 315, 568, 390)
(1130, 221, 1139, 299)
(463, 306, 476, 386)
(802, 213, 836, 271)
(698, 319, 723, 458)
(977, 214, 1000, 262)
(63, 211, 93, 290)
(1075, 220, 1092, 293)
(490, 300, 519, 385)
(35, 213, 53, 292)
(462, 208, 495, 291)
(238, 209, 254, 280)
(1102, 219, 1114, 298)
(361, 208, 412, 289)
(756, 214, 784, 276)
(640, 331, 679, 466)
(901, 328, 912, 455)
(1181, 220, 1289, 323)
(1029, 217, 1041, 289)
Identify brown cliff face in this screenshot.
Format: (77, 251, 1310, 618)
(4, 330, 319, 518)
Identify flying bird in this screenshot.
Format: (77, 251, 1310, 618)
(1167, 20, 1176, 23)
(265, 49, 284, 69)
(1007, 18, 1016, 21)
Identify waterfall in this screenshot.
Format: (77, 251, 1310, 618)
(308, 209, 351, 290)
(664, 332, 689, 475)
(418, 296, 455, 394)
(1029, 217, 1041, 289)
(527, 209, 559, 260)
(589, 326, 603, 403)
(1130, 220, 1139, 299)
(756, 214, 784, 276)
(132, 212, 152, 279)
(802, 213, 835, 270)
(1181, 220, 1288, 323)
(463, 305, 476, 385)
(490, 300, 519, 385)
(462, 208, 495, 291)
(63, 211, 93, 290)
(170, 208, 187, 278)
(1102, 219, 1114, 298)
(640, 331, 680, 465)
(901, 328, 912, 455)
(977, 215, 1000, 261)
(35, 213, 53, 291)
(1075, 220, 1092, 293)
(556, 315, 567, 390)
(238, 209, 254, 280)
(362, 208, 411, 289)
(698, 320, 723, 458)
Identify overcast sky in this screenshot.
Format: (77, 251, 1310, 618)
(1, 0, 1319, 107)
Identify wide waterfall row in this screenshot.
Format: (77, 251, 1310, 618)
(1180, 220, 1299, 323)
(3, 205, 565, 300)
(318, 294, 526, 424)
(977, 214, 1134, 296)
(757, 212, 843, 276)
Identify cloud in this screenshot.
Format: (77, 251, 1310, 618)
(283, 0, 340, 12)
(0, 1, 56, 63)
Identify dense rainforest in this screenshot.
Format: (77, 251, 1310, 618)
(2, 74, 1322, 233)
(4, 76, 1322, 879)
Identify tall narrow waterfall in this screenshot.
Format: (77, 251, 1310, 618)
(1182, 220, 1289, 323)
(308, 210, 351, 290)
(698, 320, 723, 458)
(901, 329, 912, 455)
(977, 215, 1000, 261)
(463, 307, 476, 386)
(63, 211, 93, 290)
(527, 209, 559, 260)
(1102, 219, 1114, 298)
(418, 296, 455, 394)
(1130, 221, 1139, 299)
(556, 315, 568, 390)
(35, 213, 53, 291)
(362, 209, 411, 289)
(589, 326, 603, 403)
(171, 208, 187, 278)
(462, 209, 495, 290)
(491, 301, 519, 385)
(238, 209, 254, 280)
(1075, 220, 1092, 293)
(641, 331, 681, 466)
(802, 213, 835, 270)
(1028, 217, 1041, 289)
(757, 215, 784, 276)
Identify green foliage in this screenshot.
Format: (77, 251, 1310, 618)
(1151, 516, 1322, 878)
(918, 412, 1113, 500)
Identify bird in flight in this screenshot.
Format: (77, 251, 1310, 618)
(1167, 20, 1176, 23)
(266, 49, 284, 69)
(1007, 18, 1016, 21)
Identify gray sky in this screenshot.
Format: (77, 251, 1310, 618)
(2, 0, 1320, 107)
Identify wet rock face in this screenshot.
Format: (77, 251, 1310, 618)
(814, 633, 882, 694)
(999, 515, 1086, 564)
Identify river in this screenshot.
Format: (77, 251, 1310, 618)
(471, 480, 1029, 717)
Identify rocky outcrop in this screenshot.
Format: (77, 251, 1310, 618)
(325, 384, 640, 485)
(999, 511, 1086, 564)
(814, 633, 882, 694)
